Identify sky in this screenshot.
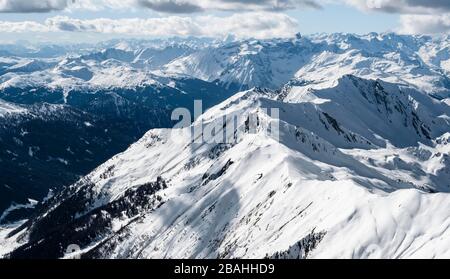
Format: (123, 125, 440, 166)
(0, 0, 449, 43)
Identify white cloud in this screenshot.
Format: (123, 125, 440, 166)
(345, 0, 450, 14)
(2, 0, 449, 36)
(399, 14, 450, 34)
(0, 0, 71, 13)
(0, 0, 321, 13)
(136, 0, 204, 13)
(67, 0, 137, 11)
(0, 20, 48, 32)
(1, 0, 448, 16)
(145, 0, 323, 12)
(344, 0, 450, 34)
(0, 13, 299, 39)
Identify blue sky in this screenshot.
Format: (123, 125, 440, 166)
(0, 0, 447, 43)
(289, 4, 399, 34)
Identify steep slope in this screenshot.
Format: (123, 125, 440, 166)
(4, 77, 449, 259)
(0, 77, 235, 223)
(0, 38, 240, 223)
(163, 37, 319, 90)
(279, 75, 450, 148)
(0, 102, 157, 222)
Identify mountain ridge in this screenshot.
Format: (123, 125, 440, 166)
(2, 74, 449, 258)
(0, 33, 449, 258)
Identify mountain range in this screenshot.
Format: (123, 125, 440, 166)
(0, 33, 449, 258)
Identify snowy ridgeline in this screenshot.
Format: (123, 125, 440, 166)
(1, 72, 449, 259)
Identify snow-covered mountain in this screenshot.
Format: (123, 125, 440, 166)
(3, 74, 449, 259)
(2, 33, 450, 99)
(0, 37, 214, 93)
(163, 34, 449, 98)
(163, 37, 318, 91)
(1, 33, 449, 259)
(0, 37, 240, 223)
(0, 76, 235, 222)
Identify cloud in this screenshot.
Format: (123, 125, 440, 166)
(344, 0, 450, 34)
(0, 13, 299, 39)
(212, 0, 322, 12)
(0, 20, 48, 32)
(116, 0, 322, 13)
(399, 14, 450, 34)
(345, 0, 450, 14)
(0, 0, 71, 13)
(0, 0, 321, 13)
(136, 0, 204, 13)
